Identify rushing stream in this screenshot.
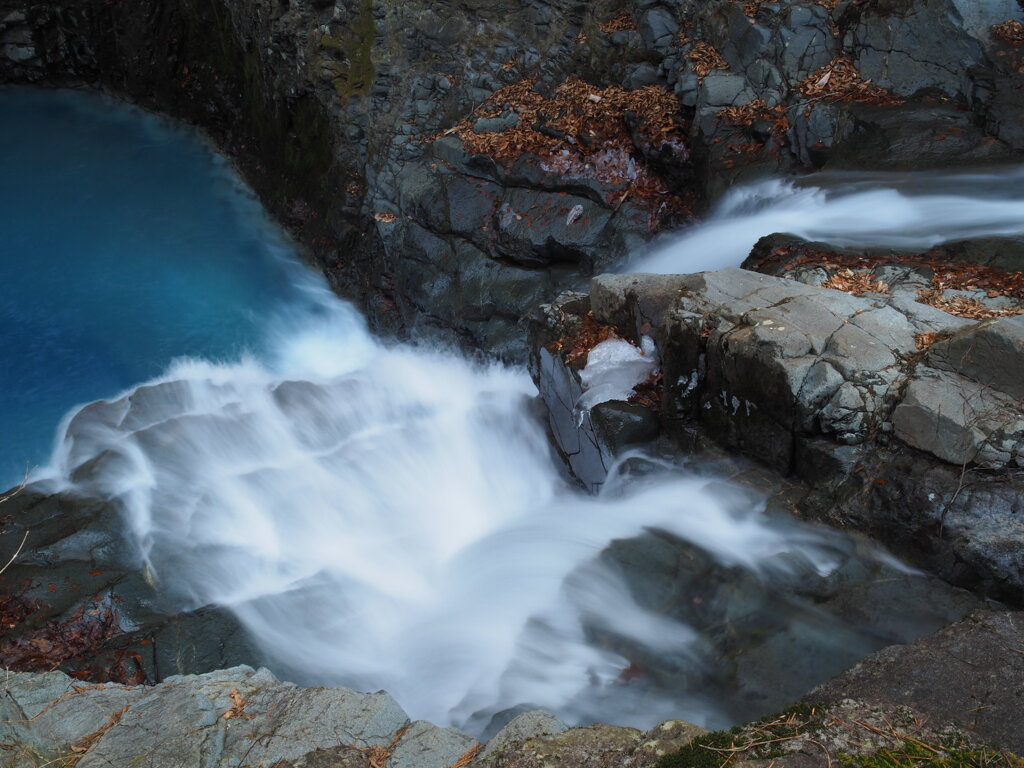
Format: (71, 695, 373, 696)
(0, 88, 993, 736)
(633, 167, 1024, 274)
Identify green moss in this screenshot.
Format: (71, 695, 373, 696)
(319, 0, 375, 100)
(655, 703, 822, 768)
(654, 728, 745, 768)
(840, 742, 1023, 767)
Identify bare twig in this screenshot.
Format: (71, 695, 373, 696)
(0, 529, 29, 577)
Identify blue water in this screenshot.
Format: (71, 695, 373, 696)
(0, 87, 318, 488)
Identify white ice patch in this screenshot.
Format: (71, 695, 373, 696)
(576, 336, 658, 414)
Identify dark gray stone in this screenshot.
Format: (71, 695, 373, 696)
(811, 611, 1024, 753)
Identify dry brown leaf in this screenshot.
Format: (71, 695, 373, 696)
(599, 11, 636, 33)
(222, 688, 255, 720)
(433, 76, 694, 226)
(797, 57, 902, 105)
(821, 269, 891, 296)
(687, 42, 729, 79)
(917, 290, 1024, 319)
(992, 20, 1024, 44)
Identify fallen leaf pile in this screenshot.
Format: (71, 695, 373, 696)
(446, 77, 694, 223)
(739, 0, 838, 19)
(758, 246, 1024, 298)
(0, 588, 36, 632)
(797, 57, 903, 105)
(916, 290, 1024, 319)
(718, 98, 790, 136)
(753, 243, 1024, 319)
(687, 42, 729, 80)
(821, 269, 892, 296)
(0, 594, 140, 683)
(915, 331, 939, 350)
(452, 77, 685, 164)
(992, 20, 1024, 44)
(598, 11, 636, 33)
(547, 312, 624, 365)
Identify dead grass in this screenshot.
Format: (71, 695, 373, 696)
(443, 744, 483, 768)
(60, 705, 131, 766)
(358, 723, 411, 768)
(657, 704, 1023, 768)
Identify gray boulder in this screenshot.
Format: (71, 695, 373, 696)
(0, 665, 486, 768)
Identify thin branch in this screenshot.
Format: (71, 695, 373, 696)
(0, 528, 29, 577)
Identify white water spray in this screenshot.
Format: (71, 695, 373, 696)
(632, 166, 1024, 274)
(36, 165, 1005, 734)
(40, 272, 851, 732)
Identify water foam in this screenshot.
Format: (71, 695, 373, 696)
(40, 274, 858, 732)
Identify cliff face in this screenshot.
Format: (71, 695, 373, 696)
(3, 0, 1022, 357)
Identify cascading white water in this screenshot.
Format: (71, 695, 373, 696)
(13, 88, 987, 740)
(39, 269, 855, 732)
(632, 166, 1024, 273)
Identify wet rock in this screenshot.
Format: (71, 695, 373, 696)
(536, 265, 1024, 602)
(0, 486, 263, 685)
(590, 401, 660, 455)
(811, 610, 1024, 753)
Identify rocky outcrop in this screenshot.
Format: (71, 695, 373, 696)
(811, 610, 1024, 754)
(2, 0, 1022, 355)
(3, 611, 1022, 766)
(0, 486, 264, 685)
(530, 264, 1024, 603)
(0, 665, 476, 768)
(0, 663, 717, 768)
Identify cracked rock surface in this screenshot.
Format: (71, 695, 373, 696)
(0, 665, 716, 768)
(1, 0, 1021, 355)
(530, 265, 1024, 602)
